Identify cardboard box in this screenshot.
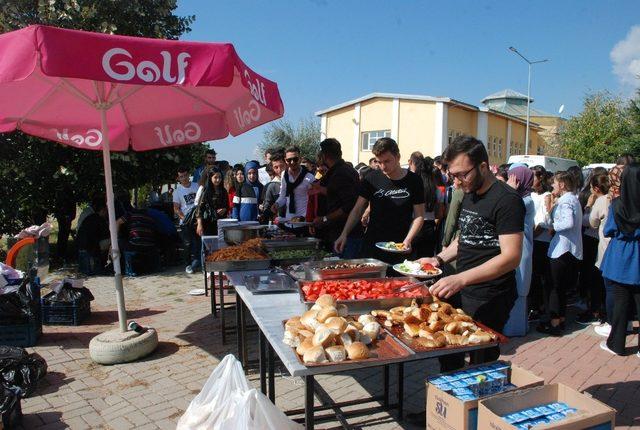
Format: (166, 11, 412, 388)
(426, 362, 544, 430)
(478, 383, 615, 430)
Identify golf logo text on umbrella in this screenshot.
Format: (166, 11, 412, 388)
(154, 121, 201, 146)
(52, 128, 103, 147)
(102, 48, 190, 84)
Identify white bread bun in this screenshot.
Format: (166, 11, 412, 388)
(344, 325, 361, 341)
(358, 314, 377, 325)
(283, 329, 302, 348)
(468, 330, 493, 344)
(296, 337, 314, 356)
(404, 322, 421, 337)
(301, 310, 321, 331)
(310, 303, 324, 311)
(338, 332, 353, 346)
(325, 318, 347, 334)
(312, 327, 336, 347)
(303, 346, 327, 364)
(316, 294, 336, 308)
(346, 342, 370, 360)
(325, 345, 347, 362)
(359, 332, 373, 345)
(336, 304, 349, 317)
(298, 329, 314, 339)
(362, 321, 381, 341)
(317, 307, 338, 323)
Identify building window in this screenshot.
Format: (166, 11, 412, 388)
(361, 130, 391, 151)
(448, 130, 454, 144)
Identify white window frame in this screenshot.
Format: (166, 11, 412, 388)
(361, 130, 391, 151)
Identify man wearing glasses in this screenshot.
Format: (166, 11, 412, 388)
(420, 135, 525, 369)
(272, 146, 316, 222)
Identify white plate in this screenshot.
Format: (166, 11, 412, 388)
(188, 289, 206, 296)
(392, 263, 442, 279)
(285, 221, 313, 229)
(375, 242, 410, 253)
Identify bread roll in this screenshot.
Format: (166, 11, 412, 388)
(296, 337, 314, 356)
(468, 330, 494, 344)
(371, 310, 391, 318)
(411, 307, 430, 322)
(404, 322, 421, 337)
(453, 314, 473, 322)
(427, 312, 439, 324)
(344, 325, 361, 341)
(301, 310, 321, 330)
(298, 329, 314, 339)
(310, 303, 324, 311)
(358, 314, 377, 325)
(350, 321, 364, 330)
(316, 294, 336, 308)
(317, 307, 338, 323)
(325, 318, 347, 334)
(303, 346, 327, 364)
(283, 329, 302, 347)
(338, 332, 353, 346)
(325, 345, 347, 362)
(359, 332, 372, 345)
(346, 342, 369, 360)
(285, 316, 301, 327)
(362, 321, 381, 341)
(336, 304, 348, 317)
(312, 327, 335, 347)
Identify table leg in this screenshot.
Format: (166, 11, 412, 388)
(236, 291, 244, 366)
(267, 344, 275, 403)
(210, 272, 217, 318)
(240, 297, 248, 366)
(305, 375, 315, 430)
(203, 264, 208, 297)
(219, 271, 226, 344)
(397, 362, 404, 420)
(383, 364, 390, 408)
(259, 330, 267, 395)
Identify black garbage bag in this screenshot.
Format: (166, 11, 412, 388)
(0, 386, 19, 416)
(41, 280, 94, 305)
(0, 278, 39, 325)
(0, 346, 47, 398)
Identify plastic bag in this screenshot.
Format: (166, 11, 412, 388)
(0, 346, 47, 398)
(0, 278, 39, 324)
(42, 279, 94, 305)
(177, 354, 301, 430)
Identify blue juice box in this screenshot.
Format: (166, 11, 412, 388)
(547, 413, 566, 422)
(451, 380, 468, 389)
(534, 405, 553, 416)
(452, 387, 473, 398)
(434, 383, 453, 393)
(521, 408, 543, 420)
(561, 408, 578, 416)
(458, 394, 478, 401)
(548, 402, 569, 412)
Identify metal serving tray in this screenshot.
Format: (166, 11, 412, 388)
(244, 273, 297, 294)
(303, 258, 388, 281)
(262, 237, 321, 251)
(204, 259, 271, 272)
(298, 277, 431, 313)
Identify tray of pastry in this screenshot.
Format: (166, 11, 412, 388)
(371, 300, 508, 355)
(282, 295, 412, 367)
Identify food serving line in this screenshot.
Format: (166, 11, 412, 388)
(201, 228, 504, 429)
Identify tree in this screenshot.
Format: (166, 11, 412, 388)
(558, 91, 637, 166)
(259, 117, 321, 161)
(0, 1, 205, 234)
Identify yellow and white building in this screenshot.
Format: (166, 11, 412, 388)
(315, 91, 551, 166)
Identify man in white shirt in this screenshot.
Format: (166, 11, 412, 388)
(258, 148, 276, 185)
(173, 167, 201, 274)
(271, 146, 316, 222)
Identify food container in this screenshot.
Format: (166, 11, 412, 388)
(244, 273, 298, 294)
(303, 258, 388, 280)
(262, 237, 321, 251)
(205, 259, 271, 272)
(298, 277, 430, 313)
(268, 248, 326, 267)
(222, 225, 267, 245)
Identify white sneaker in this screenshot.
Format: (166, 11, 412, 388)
(594, 323, 611, 337)
(599, 341, 619, 356)
(185, 265, 194, 274)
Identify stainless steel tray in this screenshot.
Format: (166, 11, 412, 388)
(303, 258, 388, 280)
(298, 277, 432, 313)
(262, 237, 321, 251)
(244, 273, 297, 294)
(205, 259, 271, 272)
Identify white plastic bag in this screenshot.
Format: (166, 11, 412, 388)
(177, 354, 302, 430)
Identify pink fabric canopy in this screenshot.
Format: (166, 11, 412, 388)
(0, 25, 284, 151)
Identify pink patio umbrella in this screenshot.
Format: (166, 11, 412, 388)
(0, 25, 284, 332)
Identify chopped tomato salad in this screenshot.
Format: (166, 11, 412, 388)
(301, 279, 423, 302)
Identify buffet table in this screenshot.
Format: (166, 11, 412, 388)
(225, 270, 503, 430)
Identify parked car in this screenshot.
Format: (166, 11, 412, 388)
(507, 155, 579, 173)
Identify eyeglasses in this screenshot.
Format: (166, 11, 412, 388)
(285, 157, 299, 164)
(448, 165, 477, 181)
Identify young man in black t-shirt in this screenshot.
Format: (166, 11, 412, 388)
(335, 137, 425, 265)
(420, 135, 525, 366)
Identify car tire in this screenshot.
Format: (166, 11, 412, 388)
(89, 328, 158, 365)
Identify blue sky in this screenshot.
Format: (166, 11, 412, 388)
(176, 0, 640, 162)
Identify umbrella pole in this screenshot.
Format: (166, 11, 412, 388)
(100, 108, 128, 333)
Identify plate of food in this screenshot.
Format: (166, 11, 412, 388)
(284, 216, 313, 229)
(392, 260, 442, 278)
(375, 241, 410, 253)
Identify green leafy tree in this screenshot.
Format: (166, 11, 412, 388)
(559, 91, 637, 166)
(259, 117, 321, 161)
(0, 0, 206, 235)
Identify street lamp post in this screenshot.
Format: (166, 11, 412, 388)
(508, 47, 548, 155)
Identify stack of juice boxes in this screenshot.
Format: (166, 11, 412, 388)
(501, 402, 578, 429)
(427, 361, 514, 401)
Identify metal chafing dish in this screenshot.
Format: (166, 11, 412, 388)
(297, 276, 432, 313)
(261, 237, 321, 251)
(202, 235, 271, 272)
(222, 225, 267, 245)
(303, 258, 388, 280)
(244, 272, 298, 294)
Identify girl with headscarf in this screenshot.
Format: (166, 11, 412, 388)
(231, 162, 262, 222)
(196, 168, 229, 236)
(502, 165, 535, 336)
(599, 163, 640, 355)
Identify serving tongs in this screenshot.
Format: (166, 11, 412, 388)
(392, 278, 436, 295)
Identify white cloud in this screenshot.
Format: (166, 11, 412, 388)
(611, 25, 640, 90)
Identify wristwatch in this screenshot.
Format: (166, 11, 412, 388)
(435, 255, 445, 266)
(322, 216, 328, 224)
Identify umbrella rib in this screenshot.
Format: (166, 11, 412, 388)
(172, 86, 225, 115)
(17, 79, 63, 128)
(59, 78, 97, 108)
(109, 85, 144, 106)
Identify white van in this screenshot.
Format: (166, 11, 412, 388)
(507, 155, 579, 173)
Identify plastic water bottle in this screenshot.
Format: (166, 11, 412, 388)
(128, 321, 148, 333)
